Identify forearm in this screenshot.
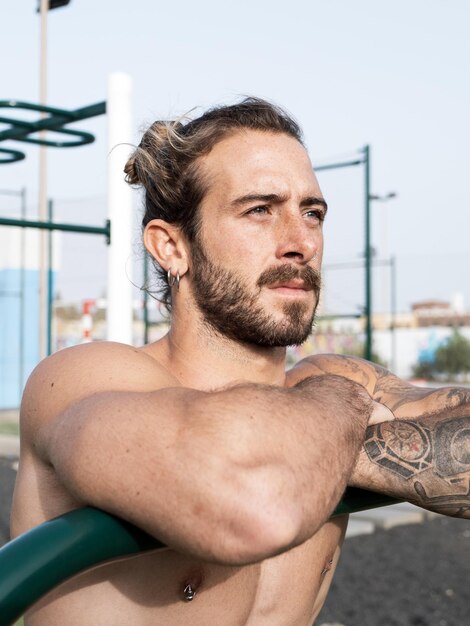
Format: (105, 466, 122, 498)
(349, 408, 470, 518)
(208, 375, 373, 545)
(47, 375, 371, 564)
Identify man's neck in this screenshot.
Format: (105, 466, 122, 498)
(155, 310, 288, 391)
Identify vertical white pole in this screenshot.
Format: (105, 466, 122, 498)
(107, 73, 134, 344)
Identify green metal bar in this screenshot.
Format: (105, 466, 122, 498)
(0, 116, 95, 148)
(314, 158, 364, 172)
(363, 145, 372, 361)
(0, 147, 26, 164)
(334, 488, 400, 515)
(317, 314, 362, 321)
(0, 507, 163, 626)
(15, 127, 96, 148)
(0, 490, 400, 625)
(0, 216, 110, 242)
(0, 100, 106, 120)
(0, 100, 106, 148)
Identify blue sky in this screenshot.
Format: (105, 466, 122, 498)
(1, 0, 469, 314)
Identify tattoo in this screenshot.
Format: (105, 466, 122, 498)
(371, 362, 470, 416)
(364, 417, 470, 518)
(434, 417, 470, 490)
(444, 387, 470, 408)
(364, 421, 433, 479)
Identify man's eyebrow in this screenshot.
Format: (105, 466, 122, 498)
(229, 193, 328, 213)
(229, 193, 288, 207)
(300, 196, 328, 213)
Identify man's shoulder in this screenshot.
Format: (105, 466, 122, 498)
(287, 353, 380, 394)
(20, 341, 177, 439)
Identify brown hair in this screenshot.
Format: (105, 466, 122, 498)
(124, 97, 304, 311)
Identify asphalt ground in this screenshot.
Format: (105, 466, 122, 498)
(1, 459, 469, 625)
(317, 515, 469, 626)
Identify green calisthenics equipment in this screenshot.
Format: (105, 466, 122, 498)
(0, 100, 106, 163)
(0, 490, 400, 626)
(0, 80, 135, 349)
(0, 100, 110, 239)
(0, 99, 110, 363)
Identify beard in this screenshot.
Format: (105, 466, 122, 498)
(189, 237, 321, 347)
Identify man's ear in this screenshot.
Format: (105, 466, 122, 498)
(143, 219, 189, 276)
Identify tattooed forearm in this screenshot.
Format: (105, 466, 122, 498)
(371, 361, 470, 415)
(363, 416, 470, 518)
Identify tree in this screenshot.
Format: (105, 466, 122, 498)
(434, 330, 470, 380)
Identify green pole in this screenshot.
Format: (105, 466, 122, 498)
(47, 199, 53, 356)
(364, 145, 372, 361)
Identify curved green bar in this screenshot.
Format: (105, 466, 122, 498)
(0, 490, 399, 626)
(17, 126, 96, 148)
(0, 507, 164, 626)
(334, 488, 400, 515)
(0, 147, 25, 164)
(0, 100, 106, 159)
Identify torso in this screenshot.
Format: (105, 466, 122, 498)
(12, 345, 376, 626)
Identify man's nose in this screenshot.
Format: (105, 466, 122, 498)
(275, 212, 319, 264)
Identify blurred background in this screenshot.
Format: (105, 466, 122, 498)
(1, 1, 470, 408)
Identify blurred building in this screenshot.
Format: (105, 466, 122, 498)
(1, 228, 40, 409)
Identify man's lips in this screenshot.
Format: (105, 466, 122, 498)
(268, 280, 311, 292)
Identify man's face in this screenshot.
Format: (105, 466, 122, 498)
(188, 130, 325, 348)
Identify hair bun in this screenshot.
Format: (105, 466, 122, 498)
(123, 153, 140, 185)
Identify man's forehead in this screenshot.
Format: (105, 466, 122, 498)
(199, 130, 321, 199)
(203, 128, 310, 164)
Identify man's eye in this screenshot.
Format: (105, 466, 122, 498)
(305, 209, 325, 222)
(247, 205, 269, 215)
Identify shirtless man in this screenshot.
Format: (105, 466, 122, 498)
(11, 98, 470, 625)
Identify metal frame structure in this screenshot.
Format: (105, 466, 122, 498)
(314, 147, 373, 360)
(0, 100, 106, 163)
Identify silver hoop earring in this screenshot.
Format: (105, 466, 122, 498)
(168, 268, 180, 289)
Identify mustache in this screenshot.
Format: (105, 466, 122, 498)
(257, 264, 321, 292)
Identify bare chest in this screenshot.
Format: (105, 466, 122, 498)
(26, 516, 347, 626)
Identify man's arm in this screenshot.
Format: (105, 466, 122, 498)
(27, 343, 373, 566)
(349, 362, 470, 518)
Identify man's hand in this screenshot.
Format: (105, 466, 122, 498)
(290, 354, 470, 519)
(350, 364, 470, 518)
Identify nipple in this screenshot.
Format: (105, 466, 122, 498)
(181, 569, 204, 602)
(320, 558, 334, 577)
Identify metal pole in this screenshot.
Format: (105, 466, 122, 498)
(390, 255, 397, 373)
(0, 216, 110, 238)
(47, 199, 54, 356)
(38, 0, 49, 361)
(364, 145, 372, 361)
